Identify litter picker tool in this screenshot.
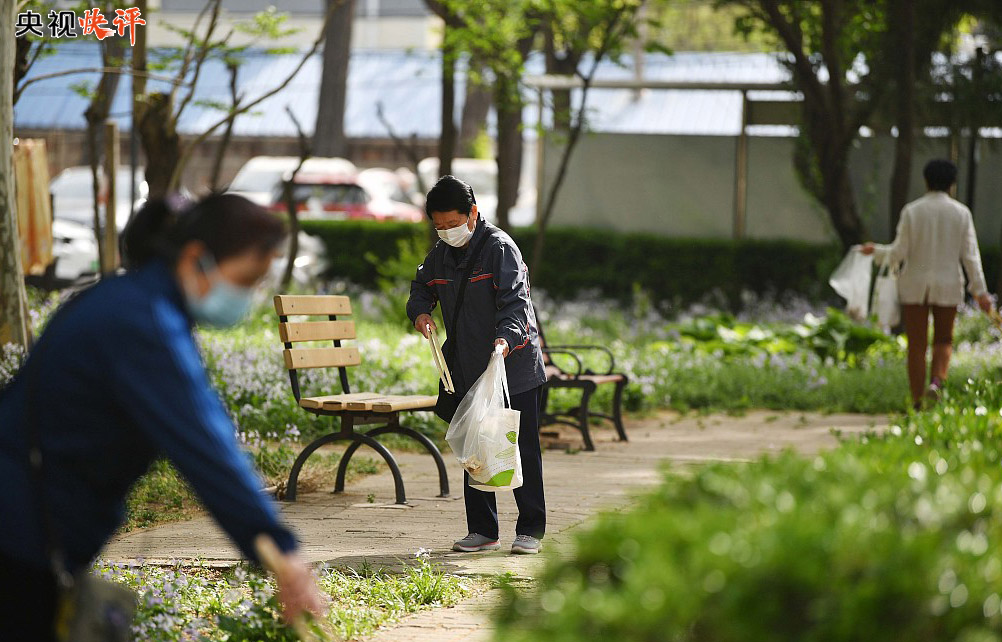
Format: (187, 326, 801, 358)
(427, 325, 454, 394)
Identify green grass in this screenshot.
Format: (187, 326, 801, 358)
(99, 555, 473, 640)
(122, 449, 383, 532)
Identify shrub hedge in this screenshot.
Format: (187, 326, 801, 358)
(494, 376, 1002, 641)
(300, 220, 1001, 308)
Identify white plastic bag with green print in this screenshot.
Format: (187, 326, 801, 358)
(446, 345, 523, 491)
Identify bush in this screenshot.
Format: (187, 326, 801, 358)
(495, 378, 1002, 642)
(300, 220, 845, 310)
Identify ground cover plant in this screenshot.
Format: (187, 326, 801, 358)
(494, 370, 1002, 641)
(98, 551, 471, 640)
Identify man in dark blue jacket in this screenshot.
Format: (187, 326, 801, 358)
(407, 176, 547, 555)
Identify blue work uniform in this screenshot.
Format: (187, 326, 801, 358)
(406, 218, 547, 540)
(0, 260, 297, 576)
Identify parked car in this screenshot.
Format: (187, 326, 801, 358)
(228, 156, 357, 206)
(269, 169, 423, 223)
(51, 218, 99, 283)
(49, 166, 147, 231)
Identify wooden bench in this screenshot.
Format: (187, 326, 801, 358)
(275, 294, 448, 504)
(537, 313, 629, 451)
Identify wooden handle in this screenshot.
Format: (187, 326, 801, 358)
(253, 535, 324, 642)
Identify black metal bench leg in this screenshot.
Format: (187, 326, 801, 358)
(286, 433, 344, 502)
(287, 431, 407, 504)
(333, 424, 449, 499)
(578, 387, 596, 451)
(354, 432, 408, 505)
(334, 426, 391, 495)
(612, 377, 629, 442)
(392, 424, 450, 498)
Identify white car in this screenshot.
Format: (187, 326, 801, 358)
(51, 218, 99, 283)
(228, 156, 358, 207)
(49, 166, 147, 232)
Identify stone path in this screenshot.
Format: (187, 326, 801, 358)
(104, 410, 885, 640)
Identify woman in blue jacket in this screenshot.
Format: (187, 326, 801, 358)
(0, 194, 321, 639)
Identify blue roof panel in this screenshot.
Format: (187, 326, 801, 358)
(15, 45, 793, 138)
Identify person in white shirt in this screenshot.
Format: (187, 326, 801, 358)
(861, 159, 993, 410)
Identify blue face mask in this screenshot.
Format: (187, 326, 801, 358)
(184, 254, 255, 327)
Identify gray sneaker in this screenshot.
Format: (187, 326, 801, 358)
(511, 535, 542, 555)
(452, 533, 501, 552)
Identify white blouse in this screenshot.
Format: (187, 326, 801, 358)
(874, 191, 988, 307)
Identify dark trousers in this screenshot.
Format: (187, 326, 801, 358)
(464, 385, 546, 540)
(0, 552, 59, 642)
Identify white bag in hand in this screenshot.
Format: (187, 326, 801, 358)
(445, 346, 523, 492)
(829, 247, 873, 321)
(871, 257, 900, 330)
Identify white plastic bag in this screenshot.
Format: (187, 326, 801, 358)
(445, 346, 523, 492)
(871, 257, 900, 329)
(829, 247, 873, 321)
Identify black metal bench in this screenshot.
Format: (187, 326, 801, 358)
(537, 316, 629, 451)
(275, 294, 449, 504)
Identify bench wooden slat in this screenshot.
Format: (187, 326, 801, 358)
(323, 393, 385, 410)
(283, 347, 361, 370)
(299, 394, 354, 410)
(274, 295, 352, 316)
(279, 320, 356, 343)
(371, 395, 438, 413)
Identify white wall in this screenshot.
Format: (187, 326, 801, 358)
(541, 131, 1002, 246)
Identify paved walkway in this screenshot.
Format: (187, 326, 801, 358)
(104, 410, 884, 640)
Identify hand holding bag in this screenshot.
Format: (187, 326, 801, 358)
(829, 246, 874, 321)
(871, 255, 900, 330)
(446, 345, 523, 492)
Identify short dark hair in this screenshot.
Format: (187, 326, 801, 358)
(923, 159, 958, 192)
(122, 192, 287, 269)
(425, 175, 476, 218)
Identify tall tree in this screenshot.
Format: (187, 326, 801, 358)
(883, 0, 966, 230)
(531, 0, 650, 273)
(313, 0, 354, 157)
(442, 0, 542, 231)
(425, 0, 463, 177)
(134, 2, 331, 197)
(1, 0, 30, 349)
(458, 62, 491, 155)
(722, 0, 890, 248)
(81, 9, 127, 271)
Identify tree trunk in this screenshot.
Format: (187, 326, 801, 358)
(210, 63, 239, 191)
(139, 93, 180, 199)
(494, 75, 522, 232)
(966, 47, 986, 213)
(13, 35, 31, 98)
(131, 0, 147, 223)
(314, 0, 355, 158)
(459, 63, 491, 155)
(281, 181, 301, 290)
(439, 37, 457, 177)
(888, 0, 916, 232)
(543, 28, 579, 131)
(0, 0, 30, 349)
(85, 34, 126, 271)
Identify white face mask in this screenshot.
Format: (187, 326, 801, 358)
(437, 219, 473, 247)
